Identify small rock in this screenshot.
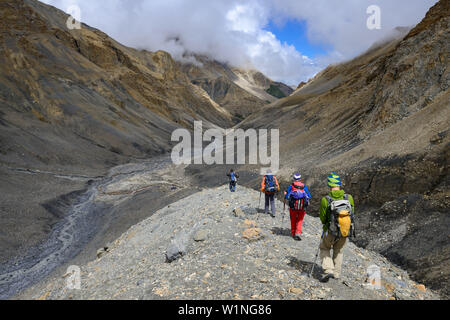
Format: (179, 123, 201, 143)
(414, 284, 426, 292)
(193, 229, 208, 242)
(288, 288, 303, 294)
(233, 207, 244, 217)
(342, 281, 351, 288)
(154, 288, 169, 297)
(96, 247, 109, 259)
(430, 134, 443, 145)
(242, 228, 262, 240)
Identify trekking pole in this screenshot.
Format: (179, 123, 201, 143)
(309, 231, 325, 278)
(257, 191, 262, 221)
(282, 198, 286, 227)
(258, 191, 262, 210)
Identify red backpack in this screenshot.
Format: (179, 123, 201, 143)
(288, 182, 308, 210)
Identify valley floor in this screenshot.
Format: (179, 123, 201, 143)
(1, 155, 200, 299)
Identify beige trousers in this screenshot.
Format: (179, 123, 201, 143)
(319, 232, 347, 278)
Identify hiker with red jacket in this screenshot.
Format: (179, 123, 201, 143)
(260, 169, 280, 218)
(284, 173, 311, 241)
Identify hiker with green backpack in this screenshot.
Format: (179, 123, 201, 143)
(260, 169, 279, 217)
(318, 172, 355, 283)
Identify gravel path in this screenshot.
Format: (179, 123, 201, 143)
(23, 186, 440, 300)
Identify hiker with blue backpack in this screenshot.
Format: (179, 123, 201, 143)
(284, 173, 311, 241)
(260, 169, 279, 217)
(227, 169, 239, 192)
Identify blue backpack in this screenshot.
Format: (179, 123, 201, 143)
(265, 175, 276, 193)
(230, 172, 237, 184)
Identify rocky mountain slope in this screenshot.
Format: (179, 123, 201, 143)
(235, 0, 449, 297)
(180, 55, 293, 121)
(19, 186, 439, 300)
(0, 0, 232, 170)
(0, 0, 293, 266)
(0, 0, 235, 265)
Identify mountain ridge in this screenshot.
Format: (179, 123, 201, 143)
(179, 54, 293, 121)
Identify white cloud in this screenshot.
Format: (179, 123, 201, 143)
(267, 0, 438, 59)
(40, 0, 438, 85)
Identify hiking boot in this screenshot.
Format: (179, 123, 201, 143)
(294, 234, 302, 241)
(320, 273, 334, 283)
(271, 213, 275, 218)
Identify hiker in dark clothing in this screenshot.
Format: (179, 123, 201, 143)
(260, 169, 279, 217)
(227, 169, 239, 192)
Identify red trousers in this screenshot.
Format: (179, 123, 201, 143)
(290, 209, 306, 236)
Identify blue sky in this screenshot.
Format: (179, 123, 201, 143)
(264, 19, 332, 59)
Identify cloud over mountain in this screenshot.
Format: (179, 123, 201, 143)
(41, 0, 437, 85)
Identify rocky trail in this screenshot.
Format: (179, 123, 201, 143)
(20, 185, 439, 300)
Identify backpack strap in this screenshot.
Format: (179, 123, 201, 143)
(325, 196, 333, 227)
(344, 194, 354, 215)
